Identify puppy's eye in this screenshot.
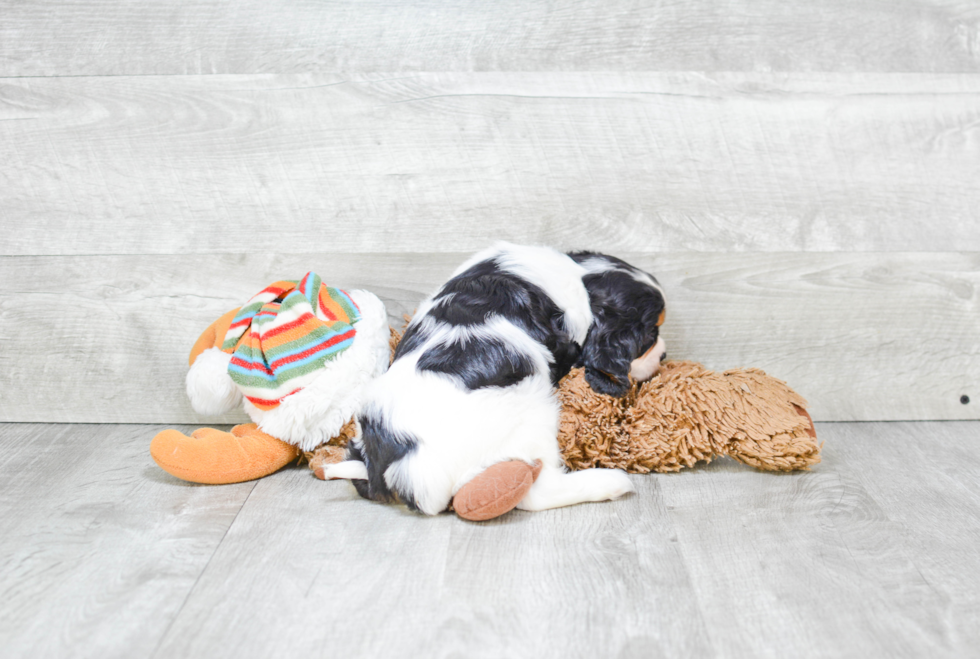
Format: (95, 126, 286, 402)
(597, 369, 622, 384)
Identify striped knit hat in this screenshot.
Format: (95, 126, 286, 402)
(219, 272, 361, 411)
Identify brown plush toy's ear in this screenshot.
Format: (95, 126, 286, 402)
(189, 307, 241, 366)
(452, 460, 543, 521)
(793, 404, 817, 438)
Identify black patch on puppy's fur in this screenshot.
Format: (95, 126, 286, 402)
(417, 336, 537, 390)
(352, 413, 420, 510)
(569, 252, 666, 398)
(406, 258, 583, 388)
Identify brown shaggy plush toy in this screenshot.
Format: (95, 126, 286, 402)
(557, 361, 820, 474)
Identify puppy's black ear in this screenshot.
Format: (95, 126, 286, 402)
(580, 322, 634, 398)
(573, 255, 665, 398)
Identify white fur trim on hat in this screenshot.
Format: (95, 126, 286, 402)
(242, 289, 391, 450)
(186, 347, 242, 416)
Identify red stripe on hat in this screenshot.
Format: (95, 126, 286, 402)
(245, 394, 289, 410)
(266, 329, 356, 370)
(322, 327, 356, 348)
(268, 342, 332, 370)
(317, 291, 339, 321)
(229, 356, 275, 376)
(261, 312, 320, 340)
(259, 285, 291, 298)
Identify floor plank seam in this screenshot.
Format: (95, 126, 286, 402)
(149, 479, 258, 659)
(667, 515, 722, 657)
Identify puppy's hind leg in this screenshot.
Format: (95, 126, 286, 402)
(515, 467, 634, 512)
(317, 460, 368, 481)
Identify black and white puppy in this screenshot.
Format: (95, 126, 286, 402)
(323, 242, 667, 515)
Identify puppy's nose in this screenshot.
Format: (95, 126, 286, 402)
(660, 352, 667, 362)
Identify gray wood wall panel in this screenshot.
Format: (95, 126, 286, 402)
(2, 1, 980, 76)
(2, 73, 978, 256)
(1, 252, 976, 424)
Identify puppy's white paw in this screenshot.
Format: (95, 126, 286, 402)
(600, 469, 635, 501)
(580, 468, 635, 502)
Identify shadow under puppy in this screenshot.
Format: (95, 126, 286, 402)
(322, 242, 667, 516)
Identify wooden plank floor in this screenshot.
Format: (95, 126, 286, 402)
(2, 422, 978, 658)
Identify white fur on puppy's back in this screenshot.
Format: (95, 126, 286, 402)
(448, 242, 593, 344)
(493, 243, 593, 344)
(576, 254, 664, 296)
(364, 349, 564, 515)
